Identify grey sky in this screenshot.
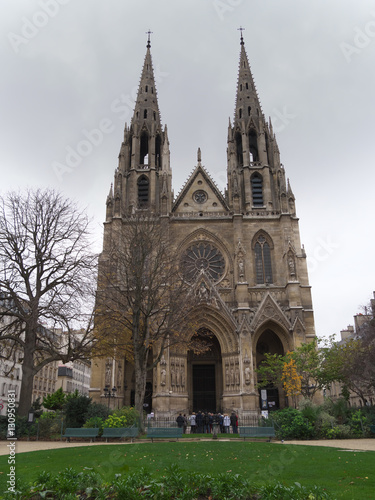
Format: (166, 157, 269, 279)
(1, 0, 374, 339)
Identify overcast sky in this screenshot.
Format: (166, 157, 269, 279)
(1, 1, 374, 340)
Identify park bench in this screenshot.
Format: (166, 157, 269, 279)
(146, 427, 183, 442)
(63, 428, 99, 442)
(370, 425, 375, 435)
(239, 426, 276, 441)
(102, 426, 139, 442)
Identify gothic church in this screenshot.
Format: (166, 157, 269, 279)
(89, 34, 316, 417)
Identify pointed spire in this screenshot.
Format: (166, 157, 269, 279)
(234, 29, 263, 126)
(197, 147, 202, 167)
(131, 32, 161, 128)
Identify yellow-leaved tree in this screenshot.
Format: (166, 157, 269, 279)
(281, 354, 302, 407)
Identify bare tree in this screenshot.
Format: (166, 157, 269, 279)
(0, 189, 97, 416)
(94, 212, 206, 419)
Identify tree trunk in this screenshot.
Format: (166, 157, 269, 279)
(134, 349, 148, 431)
(18, 350, 35, 417)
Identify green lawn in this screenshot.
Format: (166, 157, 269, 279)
(1, 440, 374, 499)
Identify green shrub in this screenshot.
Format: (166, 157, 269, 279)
(299, 398, 321, 424)
(64, 394, 92, 428)
(103, 406, 140, 428)
(84, 402, 111, 421)
(103, 414, 130, 428)
(4, 466, 333, 499)
(37, 418, 62, 439)
(349, 409, 369, 437)
(315, 411, 335, 439)
(324, 425, 351, 439)
(272, 407, 315, 440)
(0, 414, 38, 439)
(43, 387, 67, 411)
(321, 397, 350, 424)
(259, 481, 332, 499)
(83, 416, 104, 435)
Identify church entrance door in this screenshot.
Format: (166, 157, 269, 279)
(192, 364, 216, 412)
(188, 329, 222, 413)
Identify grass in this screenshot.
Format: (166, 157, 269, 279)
(0, 440, 374, 499)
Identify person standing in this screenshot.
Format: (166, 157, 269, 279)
(223, 414, 230, 433)
(189, 412, 196, 434)
(176, 413, 185, 431)
(218, 413, 224, 433)
(196, 411, 203, 433)
(230, 411, 238, 434)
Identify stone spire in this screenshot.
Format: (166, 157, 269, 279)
(234, 29, 263, 128)
(131, 31, 162, 130)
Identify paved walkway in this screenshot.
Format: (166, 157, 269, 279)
(1, 438, 375, 456)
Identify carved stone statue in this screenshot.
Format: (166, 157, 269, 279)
(288, 255, 296, 277)
(238, 257, 245, 281)
(116, 362, 122, 387)
(160, 367, 166, 386)
(105, 360, 112, 386)
(244, 366, 251, 385)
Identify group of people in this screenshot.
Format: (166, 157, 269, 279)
(176, 411, 238, 434)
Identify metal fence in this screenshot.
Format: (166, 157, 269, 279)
(144, 414, 270, 434)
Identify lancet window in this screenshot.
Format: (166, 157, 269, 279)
(254, 235, 273, 284)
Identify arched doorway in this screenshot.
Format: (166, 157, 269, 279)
(256, 329, 284, 410)
(188, 329, 223, 413)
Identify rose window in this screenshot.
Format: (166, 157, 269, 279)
(181, 242, 225, 283)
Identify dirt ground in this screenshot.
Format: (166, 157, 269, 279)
(1, 438, 375, 456)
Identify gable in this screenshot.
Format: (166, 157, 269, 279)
(172, 166, 229, 214)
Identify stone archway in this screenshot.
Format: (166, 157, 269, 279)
(187, 329, 223, 412)
(254, 324, 291, 411)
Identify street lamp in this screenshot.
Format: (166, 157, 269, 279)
(103, 385, 117, 408)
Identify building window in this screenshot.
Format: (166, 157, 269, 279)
(254, 235, 273, 284)
(137, 176, 149, 207)
(235, 132, 243, 167)
(251, 173, 263, 206)
(181, 242, 225, 283)
(249, 130, 258, 161)
(140, 131, 149, 164)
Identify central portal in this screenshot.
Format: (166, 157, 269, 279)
(188, 329, 223, 413)
(192, 364, 216, 412)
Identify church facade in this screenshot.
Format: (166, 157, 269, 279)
(89, 34, 316, 417)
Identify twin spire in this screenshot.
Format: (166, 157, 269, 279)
(132, 29, 261, 130)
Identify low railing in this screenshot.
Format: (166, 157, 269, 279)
(144, 415, 268, 434)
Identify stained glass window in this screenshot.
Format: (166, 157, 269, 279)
(254, 235, 273, 284)
(181, 242, 225, 283)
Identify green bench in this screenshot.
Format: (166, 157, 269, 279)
(102, 426, 139, 442)
(239, 426, 276, 441)
(370, 425, 375, 435)
(146, 427, 183, 442)
(63, 428, 99, 442)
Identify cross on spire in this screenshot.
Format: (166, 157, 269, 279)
(146, 29, 153, 48)
(238, 26, 245, 45)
